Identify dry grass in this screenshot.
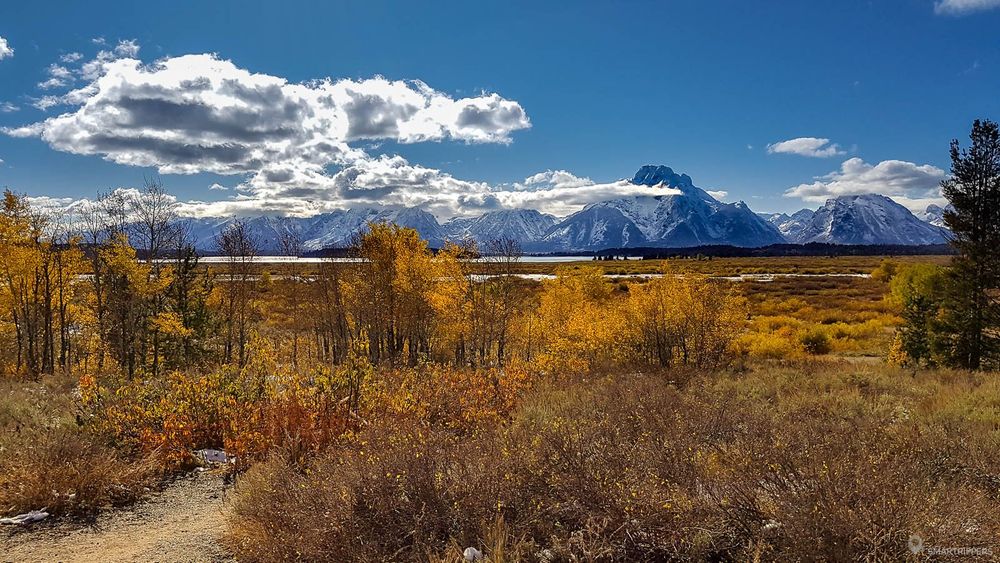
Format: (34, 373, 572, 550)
(737, 276, 899, 358)
(488, 255, 951, 277)
(0, 376, 160, 518)
(193, 254, 951, 278)
(225, 362, 1000, 561)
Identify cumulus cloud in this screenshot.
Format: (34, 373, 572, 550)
(517, 170, 594, 191)
(60, 52, 83, 63)
(491, 180, 681, 218)
(0, 37, 12, 60)
(5, 50, 537, 218)
(7, 44, 675, 219)
(38, 64, 74, 89)
(448, 169, 687, 217)
(767, 137, 845, 158)
(784, 157, 948, 213)
(25, 195, 79, 214)
(80, 39, 141, 80)
(934, 0, 1000, 14)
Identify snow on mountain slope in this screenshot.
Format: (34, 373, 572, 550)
(764, 209, 815, 239)
(540, 165, 784, 250)
(922, 204, 952, 228)
(534, 206, 646, 251)
(174, 167, 952, 253)
(443, 209, 557, 246)
(787, 194, 949, 245)
(180, 207, 444, 252)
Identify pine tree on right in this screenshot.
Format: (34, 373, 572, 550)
(933, 119, 1000, 370)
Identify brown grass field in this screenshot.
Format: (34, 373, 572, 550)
(6, 252, 998, 562)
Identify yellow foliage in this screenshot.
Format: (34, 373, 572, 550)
(533, 267, 626, 374)
(150, 312, 194, 338)
(625, 271, 748, 369)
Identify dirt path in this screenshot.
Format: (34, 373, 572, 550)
(1, 470, 233, 563)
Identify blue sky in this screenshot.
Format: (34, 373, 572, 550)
(0, 0, 998, 217)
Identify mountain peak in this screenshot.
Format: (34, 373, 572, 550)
(631, 165, 694, 189)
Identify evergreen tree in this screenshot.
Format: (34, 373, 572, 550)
(937, 119, 1000, 369)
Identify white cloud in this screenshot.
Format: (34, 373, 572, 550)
(9, 44, 681, 219)
(707, 190, 728, 201)
(487, 179, 680, 218)
(38, 78, 67, 90)
(16, 158, 685, 220)
(0, 37, 12, 60)
(38, 64, 74, 89)
(31, 96, 63, 111)
(113, 39, 140, 58)
(767, 137, 845, 158)
(784, 157, 948, 213)
(27, 41, 142, 110)
(80, 39, 141, 80)
(0, 102, 18, 113)
(6, 51, 534, 218)
(518, 169, 594, 190)
(25, 195, 78, 213)
(49, 65, 72, 78)
(935, 0, 1000, 15)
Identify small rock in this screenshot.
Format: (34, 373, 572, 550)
(463, 546, 483, 561)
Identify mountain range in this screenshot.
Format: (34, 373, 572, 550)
(178, 165, 951, 253)
(762, 194, 949, 246)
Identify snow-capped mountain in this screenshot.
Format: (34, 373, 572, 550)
(762, 209, 815, 239)
(534, 206, 647, 251)
(443, 209, 557, 246)
(781, 194, 950, 245)
(180, 215, 305, 254)
(922, 204, 952, 228)
(536, 165, 785, 250)
(179, 207, 445, 253)
(174, 167, 953, 254)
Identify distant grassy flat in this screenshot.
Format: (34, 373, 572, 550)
(488, 254, 952, 277)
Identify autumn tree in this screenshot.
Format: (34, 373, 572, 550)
(533, 267, 626, 374)
(887, 264, 946, 367)
(344, 222, 467, 366)
(314, 259, 353, 365)
(129, 178, 178, 265)
(626, 272, 747, 369)
(277, 229, 306, 366)
(216, 219, 261, 367)
(159, 228, 214, 370)
(464, 238, 522, 367)
(0, 191, 86, 376)
(98, 234, 171, 378)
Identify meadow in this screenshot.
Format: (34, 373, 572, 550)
(0, 210, 993, 562)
